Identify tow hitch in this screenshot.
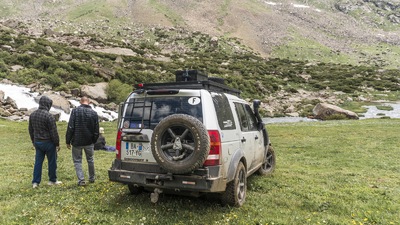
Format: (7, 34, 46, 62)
(150, 188, 163, 203)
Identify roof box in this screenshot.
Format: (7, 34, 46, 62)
(175, 70, 208, 82)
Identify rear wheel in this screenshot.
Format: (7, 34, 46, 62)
(257, 146, 276, 175)
(221, 162, 246, 206)
(128, 184, 144, 195)
(151, 114, 210, 174)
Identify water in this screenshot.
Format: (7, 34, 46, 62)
(0, 83, 117, 122)
(263, 117, 320, 124)
(359, 103, 400, 119)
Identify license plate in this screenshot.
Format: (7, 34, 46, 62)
(125, 142, 148, 157)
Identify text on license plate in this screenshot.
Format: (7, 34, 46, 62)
(125, 142, 147, 157)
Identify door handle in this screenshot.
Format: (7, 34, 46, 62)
(255, 136, 259, 140)
(241, 137, 246, 142)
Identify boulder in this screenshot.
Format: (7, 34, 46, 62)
(26, 107, 60, 121)
(312, 103, 359, 120)
(96, 67, 115, 81)
(95, 47, 137, 56)
(0, 90, 4, 103)
(115, 56, 124, 63)
(43, 29, 60, 37)
(5, 96, 18, 109)
(210, 37, 218, 48)
(7, 115, 21, 121)
(35, 93, 70, 114)
(1, 45, 12, 51)
(70, 88, 80, 97)
(61, 54, 73, 61)
(0, 108, 12, 117)
(49, 111, 61, 122)
(81, 83, 107, 103)
(46, 46, 54, 54)
(4, 19, 21, 28)
(9, 65, 24, 72)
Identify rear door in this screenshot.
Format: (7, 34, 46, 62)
(234, 103, 256, 169)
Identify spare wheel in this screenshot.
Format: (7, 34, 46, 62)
(151, 114, 210, 174)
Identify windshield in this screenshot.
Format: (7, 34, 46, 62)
(122, 96, 203, 129)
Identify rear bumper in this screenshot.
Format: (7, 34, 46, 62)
(108, 159, 226, 192)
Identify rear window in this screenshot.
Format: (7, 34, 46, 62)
(123, 96, 203, 129)
(211, 92, 236, 130)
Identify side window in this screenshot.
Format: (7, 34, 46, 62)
(234, 103, 248, 131)
(244, 104, 258, 131)
(211, 92, 236, 130)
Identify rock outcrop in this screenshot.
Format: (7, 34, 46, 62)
(81, 82, 108, 103)
(35, 92, 70, 114)
(312, 103, 359, 120)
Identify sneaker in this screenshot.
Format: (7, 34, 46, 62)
(78, 181, 86, 186)
(32, 183, 39, 188)
(48, 181, 62, 185)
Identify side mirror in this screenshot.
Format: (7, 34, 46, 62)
(253, 99, 264, 130)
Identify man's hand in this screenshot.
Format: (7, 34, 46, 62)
(56, 146, 61, 152)
(32, 143, 35, 148)
(66, 144, 71, 150)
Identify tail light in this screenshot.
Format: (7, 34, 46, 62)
(116, 129, 122, 159)
(204, 130, 221, 166)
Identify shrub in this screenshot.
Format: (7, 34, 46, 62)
(326, 114, 348, 120)
(106, 79, 132, 104)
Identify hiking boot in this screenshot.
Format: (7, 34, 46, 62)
(78, 181, 86, 186)
(89, 180, 95, 183)
(32, 183, 39, 188)
(48, 180, 62, 185)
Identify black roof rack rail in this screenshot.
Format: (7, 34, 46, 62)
(134, 80, 242, 97)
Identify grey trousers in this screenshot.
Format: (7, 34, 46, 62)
(72, 144, 95, 184)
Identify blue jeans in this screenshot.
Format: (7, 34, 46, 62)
(72, 144, 95, 184)
(32, 142, 57, 184)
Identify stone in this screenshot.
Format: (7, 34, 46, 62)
(20, 108, 28, 111)
(46, 46, 54, 54)
(95, 47, 137, 56)
(5, 96, 18, 109)
(115, 56, 124, 63)
(43, 29, 60, 36)
(49, 111, 61, 122)
(4, 19, 21, 28)
(1, 45, 12, 51)
(0, 90, 4, 103)
(312, 103, 359, 120)
(255, 81, 269, 93)
(9, 65, 24, 72)
(35, 92, 70, 114)
(70, 88, 80, 97)
(61, 54, 73, 61)
(284, 105, 296, 113)
(210, 37, 218, 48)
(286, 112, 299, 117)
(0, 108, 12, 117)
(81, 82, 107, 103)
(96, 67, 115, 81)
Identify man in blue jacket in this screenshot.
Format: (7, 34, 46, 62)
(29, 96, 62, 188)
(66, 96, 99, 186)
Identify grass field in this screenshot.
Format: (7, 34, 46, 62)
(1, 118, 400, 224)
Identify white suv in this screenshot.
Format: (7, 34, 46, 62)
(108, 70, 276, 206)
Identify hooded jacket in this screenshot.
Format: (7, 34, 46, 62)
(28, 96, 60, 146)
(66, 104, 99, 146)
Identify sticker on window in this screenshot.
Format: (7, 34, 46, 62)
(188, 97, 201, 105)
(223, 120, 233, 128)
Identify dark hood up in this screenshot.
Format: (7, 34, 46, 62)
(38, 96, 53, 111)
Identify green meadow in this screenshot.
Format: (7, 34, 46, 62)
(1, 118, 400, 224)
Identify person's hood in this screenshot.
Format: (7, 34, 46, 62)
(38, 96, 53, 111)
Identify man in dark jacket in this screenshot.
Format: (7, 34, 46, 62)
(66, 96, 99, 186)
(29, 96, 61, 188)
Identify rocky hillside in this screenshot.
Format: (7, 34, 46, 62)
(1, 0, 400, 68)
(1, 0, 400, 119)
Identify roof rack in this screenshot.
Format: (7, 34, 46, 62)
(134, 80, 242, 97)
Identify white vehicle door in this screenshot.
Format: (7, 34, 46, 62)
(234, 103, 256, 170)
(243, 104, 264, 166)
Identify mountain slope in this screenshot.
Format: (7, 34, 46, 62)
(1, 0, 400, 68)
